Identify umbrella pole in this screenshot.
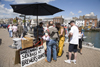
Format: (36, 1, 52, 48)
(24, 15, 26, 26)
(37, 15, 38, 41)
(36, 5, 39, 44)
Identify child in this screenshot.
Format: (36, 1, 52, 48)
(42, 33, 50, 41)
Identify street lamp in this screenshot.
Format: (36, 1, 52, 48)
(16, 17, 18, 24)
(19, 14, 26, 26)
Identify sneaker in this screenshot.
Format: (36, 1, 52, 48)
(71, 60, 76, 64)
(64, 60, 71, 64)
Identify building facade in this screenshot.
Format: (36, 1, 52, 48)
(84, 16, 97, 28)
(75, 19, 85, 27)
(53, 16, 64, 24)
(42, 18, 53, 26)
(63, 19, 75, 27)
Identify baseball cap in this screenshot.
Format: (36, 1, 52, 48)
(69, 20, 75, 24)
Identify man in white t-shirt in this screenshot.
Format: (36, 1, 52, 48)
(64, 20, 79, 64)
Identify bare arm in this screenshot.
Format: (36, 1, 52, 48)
(59, 29, 64, 36)
(68, 32, 73, 42)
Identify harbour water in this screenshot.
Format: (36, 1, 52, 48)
(84, 32, 100, 48)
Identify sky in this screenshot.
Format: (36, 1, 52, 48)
(0, 0, 100, 20)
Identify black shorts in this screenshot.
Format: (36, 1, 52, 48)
(79, 39, 82, 49)
(68, 43, 78, 52)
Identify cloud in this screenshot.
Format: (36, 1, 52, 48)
(13, 0, 55, 3)
(0, 3, 18, 18)
(78, 10, 82, 13)
(0, 3, 47, 19)
(70, 11, 74, 15)
(85, 12, 94, 16)
(1, 0, 55, 18)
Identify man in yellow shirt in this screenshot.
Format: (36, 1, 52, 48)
(56, 23, 65, 57)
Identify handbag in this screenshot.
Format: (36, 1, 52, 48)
(81, 36, 84, 41)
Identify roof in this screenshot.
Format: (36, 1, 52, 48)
(43, 18, 53, 20)
(76, 19, 84, 21)
(84, 16, 97, 19)
(53, 16, 63, 19)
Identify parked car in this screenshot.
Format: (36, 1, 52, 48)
(2, 24, 9, 28)
(0, 24, 3, 28)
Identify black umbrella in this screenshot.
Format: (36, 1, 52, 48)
(10, 2, 63, 25)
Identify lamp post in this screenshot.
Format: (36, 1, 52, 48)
(19, 14, 26, 26)
(16, 17, 18, 24)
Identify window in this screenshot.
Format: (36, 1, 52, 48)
(86, 22, 89, 26)
(92, 22, 95, 26)
(58, 19, 59, 22)
(77, 23, 79, 25)
(87, 20, 89, 22)
(90, 20, 92, 23)
(56, 19, 57, 22)
(82, 23, 83, 26)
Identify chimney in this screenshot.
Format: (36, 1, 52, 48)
(61, 15, 62, 18)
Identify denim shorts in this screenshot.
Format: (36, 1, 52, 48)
(68, 43, 78, 53)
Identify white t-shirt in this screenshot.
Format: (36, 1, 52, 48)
(78, 33, 82, 39)
(69, 25, 79, 45)
(12, 26, 17, 32)
(44, 27, 48, 32)
(8, 26, 13, 31)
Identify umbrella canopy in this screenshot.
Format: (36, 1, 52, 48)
(10, 2, 64, 16)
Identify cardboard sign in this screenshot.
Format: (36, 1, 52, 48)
(20, 45, 45, 67)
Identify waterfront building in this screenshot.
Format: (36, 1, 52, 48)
(63, 19, 74, 27)
(53, 15, 64, 24)
(72, 17, 78, 20)
(0, 19, 4, 23)
(33, 19, 42, 24)
(84, 12, 97, 28)
(63, 19, 69, 26)
(8, 18, 13, 24)
(43, 18, 53, 22)
(75, 19, 85, 27)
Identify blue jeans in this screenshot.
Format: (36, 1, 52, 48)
(9, 30, 12, 37)
(47, 39, 57, 62)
